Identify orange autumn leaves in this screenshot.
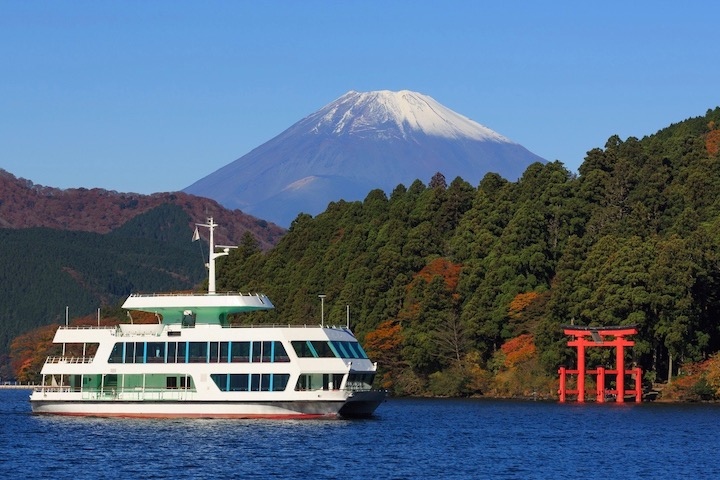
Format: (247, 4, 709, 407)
(10, 324, 57, 383)
(706, 121, 720, 157)
(364, 256, 542, 391)
(411, 257, 462, 293)
(499, 334, 536, 369)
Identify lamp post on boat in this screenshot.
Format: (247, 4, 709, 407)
(318, 294, 326, 327)
(62, 306, 68, 356)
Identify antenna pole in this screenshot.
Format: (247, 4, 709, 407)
(208, 217, 217, 294)
(196, 217, 232, 295)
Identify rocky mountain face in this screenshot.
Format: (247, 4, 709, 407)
(184, 90, 546, 227)
(0, 169, 285, 249)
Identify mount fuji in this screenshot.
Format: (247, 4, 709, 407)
(184, 90, 545, 227)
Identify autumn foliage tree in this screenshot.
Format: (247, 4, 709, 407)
(364, 319, 404, 390)
(10, 324, 58, 383)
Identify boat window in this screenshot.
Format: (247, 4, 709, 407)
(342, 342, 357, 358)
(324, 341, 369, 360)
(332, 341, 350, 358)
(189, 342, 207, 363)
(273, 342, 290, 362)
(347, 373, 375, 390)
(272, 374, 290, 391)
(250, 374, 261, 391)
(167, 342, 177, 363)
(104, 374, 118, 387)
(230, 374, 248, 391)
(212, 374, 290, 392)
(291, 340, 338, 358)
(312, 341, 336, 358)
(177, 342, 187, 363)
(108, 343, 123, 363)
(147, 342, 165, 363)
(251, 342, 262, 362)
(295, 374, 310, 390)
(211, 374, 227, 391)
(209, 342, 220, 363)
(295, 373, 330, 390)
(262, 341, 273, 362)
(167, 376, 178, 389)
(125, 342, 135, 363)
(105, 341, 293, 365)
(291, 341, 314, 358)
(231, 342, 250, 362)
(134, 342, 145, 363)
(219, 342, 229, 362)
(355, 343, 369, 359)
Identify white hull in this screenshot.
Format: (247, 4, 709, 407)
(30, 390, 385, 419)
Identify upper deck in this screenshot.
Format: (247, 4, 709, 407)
(121, 291, 274, 325)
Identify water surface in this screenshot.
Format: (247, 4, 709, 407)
(1, 390, 718, 479)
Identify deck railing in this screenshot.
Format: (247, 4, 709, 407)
(55, 323, 351, 331)
(127, 291, 265, 298)
(56, 326, 116, 331)
(33, 385, 197, 401)
(44, 356, 95, 364)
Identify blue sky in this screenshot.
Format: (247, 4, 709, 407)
(2, 1, 718, 194)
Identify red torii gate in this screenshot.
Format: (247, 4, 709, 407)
(558, 325, 642, 403)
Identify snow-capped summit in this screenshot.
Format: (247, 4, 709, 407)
(184, 90, 545, 227)
(312, 90, 510, 142)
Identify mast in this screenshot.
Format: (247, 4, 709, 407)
(196, 217, 232, 295)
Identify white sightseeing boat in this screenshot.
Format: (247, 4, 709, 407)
(30, 218, 386, 418)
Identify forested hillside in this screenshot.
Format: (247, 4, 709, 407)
(0, 204, 211, 374)
(8, 108, 720, 399)
(211, 107, 720, 397)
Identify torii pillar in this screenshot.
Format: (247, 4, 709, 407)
(558, 326, 642, 403)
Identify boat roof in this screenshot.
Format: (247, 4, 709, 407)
(122, 292, 274, 313)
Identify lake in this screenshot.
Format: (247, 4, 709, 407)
(1, 389, 719, 479)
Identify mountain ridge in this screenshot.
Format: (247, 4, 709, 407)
(0, 169, 285, 249)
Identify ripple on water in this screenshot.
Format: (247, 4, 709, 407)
(2, 391, 720, 479)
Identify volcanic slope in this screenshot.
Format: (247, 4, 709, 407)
(185, 90, 545, 227)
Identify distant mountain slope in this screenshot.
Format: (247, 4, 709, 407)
(0, 172, 285, 370)
(184, 90, 545, 227)
(0, 204, 210, 365)
(0, 169, 285, 249)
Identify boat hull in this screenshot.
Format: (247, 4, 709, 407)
(29, 391, 386, 419)
(338, 390, 388, 418)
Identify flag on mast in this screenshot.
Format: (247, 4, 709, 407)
(192, 226, 200, 242)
